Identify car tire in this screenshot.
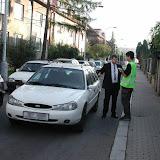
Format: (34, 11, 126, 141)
(92, 94, 99, 112)
(74, 104, 87, 132)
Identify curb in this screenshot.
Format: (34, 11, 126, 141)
(109, 95, 133, 160)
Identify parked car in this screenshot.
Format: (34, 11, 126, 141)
(94, 61, 103, 73)
(88, 61, 97, 71)
(101, 60, 108, 66)
(6, 63, 101, 132)
(78, 60, 90, 66)
(7, 60, 50, 92)
(54, 58, 79, 65)
(0, 75, 5, 106)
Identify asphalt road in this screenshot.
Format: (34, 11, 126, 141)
(0, 77, 123, 160)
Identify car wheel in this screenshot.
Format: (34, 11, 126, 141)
(74, 104, 87, 132)
(92, 94, 99, 112)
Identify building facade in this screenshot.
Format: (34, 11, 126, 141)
(0, 0, 85, 59)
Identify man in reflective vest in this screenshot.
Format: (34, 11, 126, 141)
(118, 51, 136, 121)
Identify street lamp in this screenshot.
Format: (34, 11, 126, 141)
(0, 0, 8, 81)
(104, 27, 116, 45)
(84, 5, 103, 61)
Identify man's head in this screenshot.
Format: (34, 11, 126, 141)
(126, 51, 134, 61)
(111, 54, 118, 64)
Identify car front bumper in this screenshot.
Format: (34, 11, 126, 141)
(6, 103, 82, 125)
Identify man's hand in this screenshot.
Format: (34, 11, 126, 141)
(118, 68, 123, 73)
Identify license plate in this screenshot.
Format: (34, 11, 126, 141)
(23, 112, 49, 121)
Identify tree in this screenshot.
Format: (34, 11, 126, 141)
(89, 44, 111, 59)
(150, 21, 160, 58)
(7, 40, 36, 70)
(136, 42, 142, 60)
(108, 32, 116, 56)
(48, 43, 79, 59)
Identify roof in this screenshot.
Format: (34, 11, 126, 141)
(27, 60, 50, 64)
(43, 63, 84, 70)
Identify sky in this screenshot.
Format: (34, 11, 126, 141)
(89, 0, 160, 49)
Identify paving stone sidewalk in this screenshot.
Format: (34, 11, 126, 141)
(126, 69, 160, 160)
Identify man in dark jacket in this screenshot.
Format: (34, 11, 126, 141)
(98, 55, 122, 118)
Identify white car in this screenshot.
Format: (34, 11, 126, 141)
(54, 58, 79, 65)
(7, 60, 50, 92)
(6, 63, 101, 132)
(0, 74, 5, 106)
(94, 61, 103, 73)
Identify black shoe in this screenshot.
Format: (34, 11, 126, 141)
(120, 116, 131, 121)
(101, 115, 106, 118)
(111, 114, 118, 119)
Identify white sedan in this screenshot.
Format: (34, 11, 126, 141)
(6, 63, 101, 132)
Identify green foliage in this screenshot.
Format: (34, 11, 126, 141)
(52, 0, 101, 33)
(150, 22, 160, 58)
(7, 40, 36, 70)
(48, 43, 79, 59)
(87, 44, 111, 59)
(136, 40, 150, 60)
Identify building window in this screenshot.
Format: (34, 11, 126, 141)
(14, 34, 23, 43)
(14, 2, 24, 20)
(36, 12, 43, 27)
(0, 0, 10, 15)
(0, 0, 5, 14)
(69, 30, 73, 37)
(35, 38, 41, 51)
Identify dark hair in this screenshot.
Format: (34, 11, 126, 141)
(111, 54, 118, 59)
(126, 51, 134, 59)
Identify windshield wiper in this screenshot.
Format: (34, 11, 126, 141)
(28, 82, 45, 85)
(46, 84, 80, 89)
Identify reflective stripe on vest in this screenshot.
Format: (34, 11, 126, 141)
(120, 61, 137, 88)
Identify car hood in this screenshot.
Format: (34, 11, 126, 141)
(12, 85, 85, 105)
(9, 71, 35, 81)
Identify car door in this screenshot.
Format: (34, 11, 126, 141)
(88, 68, 100, 107)
(84, 69, 95, 112)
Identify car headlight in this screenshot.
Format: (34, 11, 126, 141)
(8, 78, 15, 82)
(53, 102, 77, 111)
(8, 95, 24, 107)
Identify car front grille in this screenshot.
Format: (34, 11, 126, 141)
(15, 80, 23, 85)
(24, 103, 52, 109)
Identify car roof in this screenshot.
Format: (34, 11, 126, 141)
(56, 58, 76, 61)
(26, 60, 50, 64)
(42, 63, 93, 70)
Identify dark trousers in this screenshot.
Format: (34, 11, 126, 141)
(103, 84, 119, 116)
(121, 87, 133, 117)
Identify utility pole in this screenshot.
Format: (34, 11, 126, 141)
(41, 0, 50, 60)
(0, 0, 8, 81)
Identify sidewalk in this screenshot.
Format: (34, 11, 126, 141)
(126, 69, 160, 160)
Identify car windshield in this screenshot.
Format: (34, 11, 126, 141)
(88, 62, 94, 67)
(20, 63, 47, 72)
(79, 61, 84, 64)
(95, 62, 101, 66)
(28, 67, 85, 90)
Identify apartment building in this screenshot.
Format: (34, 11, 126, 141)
(0, 0, 85, 58)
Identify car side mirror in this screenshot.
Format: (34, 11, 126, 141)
(16, 68, 19, 72)
(22, 79, 27, 84)
(87, 85, 96, 90)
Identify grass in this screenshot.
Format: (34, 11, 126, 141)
(8, 70, 14, 76)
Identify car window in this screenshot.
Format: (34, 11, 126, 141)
(95, 62, 100, 66)
(20, 63, 47, 72)
(28, 67, 85, 90)
(85, 69, 92, 86)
